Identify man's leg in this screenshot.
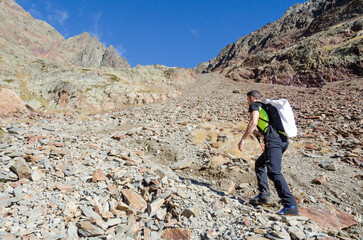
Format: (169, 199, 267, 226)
(265, 138, 297, 207)
(255, 152, 270, 195)
(250, 152, 271, 205)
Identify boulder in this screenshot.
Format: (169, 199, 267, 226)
(0, 88, 27, 116)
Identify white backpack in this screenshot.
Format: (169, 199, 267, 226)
(264, 99, 298, 138)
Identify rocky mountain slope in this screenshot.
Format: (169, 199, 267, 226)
(0, 74, 361, 239)
(0, 0, 196, 113)
(197, 0, 363, 87)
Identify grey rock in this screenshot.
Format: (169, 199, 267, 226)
(77, 221, 105, 237)
(7, 127, 25, 135)
(0, 193, 12, 207)
(319, 160, 336, 171)
(0, 144, 10, 150)
(80, 206, 102, 220)
(6, 152, 25, 158)
(0, 170, 18, 182)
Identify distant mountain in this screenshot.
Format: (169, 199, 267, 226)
(0, 0, 195, 113)
(0, 0, 130, 69)
(197, 0, 362, 87)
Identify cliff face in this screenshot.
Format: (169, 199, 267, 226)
(0, 0, 130, 69)
(198, 0, 363, 87)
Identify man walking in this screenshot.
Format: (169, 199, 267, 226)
(238, 90, 299, 215)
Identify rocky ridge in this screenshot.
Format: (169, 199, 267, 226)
(0, 0, 129, 69)
(198, 0, 363, 87)
(0, 73, 361, 239)
(0, 0, 196, 113)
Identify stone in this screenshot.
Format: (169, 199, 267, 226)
(0, 193, 12, 207)
(312, 176, 327, 185)
(170, 160, 193, 170)
(0, 170, 18, 182)
(156, 208, 167, 221)
(319, 161, 336, 171)
(121, 189, 147, 211)
(112, 134, 127, 141)
(205, 230, 218, 239)
(289, 226, 306, 240)
(7, 127, 25, 135)
(0, 88, 27, 116)
(220, 179, 235, 193)
(299, 206, 358, 230)
(10, 158, 31, 179)
(2, 234, 17, 240)
(6, 152, 25, 158)
(56, 183, 73, 192)
(66, 224, 78, 240)
(181, 208, 196, 219)
(31, 169, 44, 181)
(161, 228, 190, 240)
(77, 221, 105, 237)
(147, 198, 165, 216)
(209, 156, 229, 169)
(107, 218, 122, 227)
(80, 206, 102, 220)
(245, 237, 269, 240)
(92, 169, 107, 182)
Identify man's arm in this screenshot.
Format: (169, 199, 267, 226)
(238, 110, 259, 152)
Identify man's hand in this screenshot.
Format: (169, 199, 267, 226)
(238, 139, 244, 152)
(238, 110, 259, 152)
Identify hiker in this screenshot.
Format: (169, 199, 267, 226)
(238, 90, 299, 215)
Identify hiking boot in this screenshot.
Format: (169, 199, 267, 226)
(276, 205, 300, 216)
(249, 194, 271, 205)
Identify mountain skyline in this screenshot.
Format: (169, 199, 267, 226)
(16, 0, 305, 68)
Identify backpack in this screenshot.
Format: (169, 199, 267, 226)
(264, 99, 298, 138)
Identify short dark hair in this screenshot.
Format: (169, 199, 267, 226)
(247, 90, 262, 100)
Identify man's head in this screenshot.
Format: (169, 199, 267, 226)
(247, 90, 262, 105)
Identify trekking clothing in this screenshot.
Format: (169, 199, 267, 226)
(276, 205, 300, 215)
(249, 193, 271, 205)
(250, 101, 297, 207)
(254, 134, 297, 207)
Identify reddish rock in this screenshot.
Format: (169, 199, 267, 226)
(112, 134, 127, 141)
(299, 206, 358, 230)
(92, 169, 107, 182)
(143, 227, 152, 240)
(162, 228, 190, 240)
(305, 144, 319, 151)
(121, 189, 147, 211)
(211, 142, 220, 148)
(312, 176, 327, 185)
(107, 184, 120, 195)
(0, 88, 28, 116)
(10, 158, 31, 180)
(56, 183, 73, 192)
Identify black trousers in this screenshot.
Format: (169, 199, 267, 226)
(255, 136, 297, 206)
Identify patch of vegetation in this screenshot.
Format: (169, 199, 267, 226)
(81, 68, 91, 72)
(163, 69, 176, 79)
(3, 79, 14, 84)
(323, 35, 363, 51)
(105, 74, 121, 82)
(0, 127, 4, 137)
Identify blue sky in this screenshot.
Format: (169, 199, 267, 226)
(16, 0, 306, 68)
